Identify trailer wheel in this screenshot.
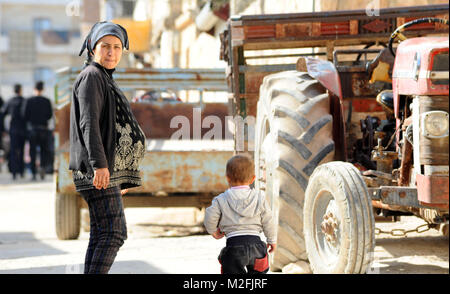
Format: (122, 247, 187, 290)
(303, 162, 375, 273)
(255, 71, 334, 271)
(55, 193, 80, 240)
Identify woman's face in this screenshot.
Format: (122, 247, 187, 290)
(92, 35, 123, 69)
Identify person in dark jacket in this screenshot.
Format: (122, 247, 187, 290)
(70, 21, 146, 274)
(24, 81, 54, 180)
(0, 95, 4, 168)
(0, 95, 4, 151)
(3, 84, 26, 179)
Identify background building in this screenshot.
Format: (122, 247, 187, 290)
(1, 0, 447, 102)
(118, 0, 448, 72)
(0, 0, 84, 100)
(118, 0, 447, 102)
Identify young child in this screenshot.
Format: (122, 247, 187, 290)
(204, 154, 277, 274)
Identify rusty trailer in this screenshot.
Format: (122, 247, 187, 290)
(54, 67, 233, 240)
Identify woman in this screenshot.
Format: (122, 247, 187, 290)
(69, 21, 146, 274)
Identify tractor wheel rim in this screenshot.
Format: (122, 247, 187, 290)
(313, 190, 341, 267)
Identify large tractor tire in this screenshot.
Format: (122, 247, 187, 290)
(254, 71, 334, 271)
(55, 193, 80, 240)
(303, 162, 375, 273)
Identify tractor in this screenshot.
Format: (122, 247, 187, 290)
(221, 4, 448, 273)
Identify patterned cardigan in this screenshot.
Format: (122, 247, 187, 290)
(70, 62, 146, 191)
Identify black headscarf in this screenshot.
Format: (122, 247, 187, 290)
(79, 21, 129, 64)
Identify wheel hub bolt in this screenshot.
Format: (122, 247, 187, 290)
(321, 212, 338, 244)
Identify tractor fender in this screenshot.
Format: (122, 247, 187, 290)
(297, 57, 343, 100)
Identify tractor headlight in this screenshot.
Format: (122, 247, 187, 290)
(421, 111, 449, 138)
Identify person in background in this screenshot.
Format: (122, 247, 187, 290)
(2, 84, 26, 180)
(0, 95, 4, 151)
(0, 95, 4, 169)
(23, 81, 53, 180)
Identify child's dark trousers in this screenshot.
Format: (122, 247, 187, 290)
(218, 235, 269, 274)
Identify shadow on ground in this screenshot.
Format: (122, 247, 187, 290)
(376, 235, 449, 257)
(375, 235, 449, 274)
(378, 260, 448, 274)
(133, 223, 207, 238)
(0, 232, 66, 259)
(0, 260, 167, 274)
(0, 170, 53, 186)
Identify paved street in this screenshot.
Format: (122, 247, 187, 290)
(0, 168, 448, 274)
(0, 169, 224, 274)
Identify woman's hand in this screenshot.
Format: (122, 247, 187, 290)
(93, 168, 110, 190)
(121, 189, 129, 196)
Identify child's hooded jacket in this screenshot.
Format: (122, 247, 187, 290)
(204, 188, 277, 244)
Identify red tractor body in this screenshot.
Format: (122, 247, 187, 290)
(393, 36, 449, 209)
(393, 37, 448, 99)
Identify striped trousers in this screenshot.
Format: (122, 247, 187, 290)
(79, 186, 127, 274)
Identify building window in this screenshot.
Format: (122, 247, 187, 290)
(122, 0, 136, 17)
(8, 31, 35, 63)
(34, 67, 55, 85)
(105, 0, 136, 19)
(33, 18, 52, 34)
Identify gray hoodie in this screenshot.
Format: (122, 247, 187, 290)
(204, 188, 277, 244)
